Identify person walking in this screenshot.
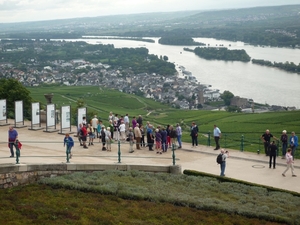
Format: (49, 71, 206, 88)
(87, 124, 94, 146)
(176, 123, 182, 149)
(132, 116, 137, 129)
(282, 148, 297, 177)
(166, 124, 171, 148)
(155, 129, 162, 154)
(137, 115, 143, 127)
(169, 125, 177, 149)
(190, 122, 198, 147)
(81, 124, 88, 149)
(128, 127, 134, 153)
(268, 141, 277, 169)
(147, 125, 154, 151)
(63, 133, 74, 159)
(8, 126, 18, 158)
(145, 121, 150, 147)
(213, 125, 221, 150)
(140, 125, 146, 148)
(261, 129, 277, 156)
(105, 127, 112, 151)
(77, 123, 83, 146)
(280, 130, 288, 159)
(113, 120, 119, 141)
(289, 131, 298, 157)
(219, 149, 229, 176)
(101, 126, 106, 151)
(91, 115, 98, 138)
(161, 127, 168, 152)
(97, 120, 103, 141)
(119, 120, 126, 141)
(134, 123, 142, 150)
(124, 113, 129, 134)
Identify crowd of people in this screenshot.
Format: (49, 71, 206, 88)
(7, 114, 297, 178)
(76, 113, 185, 154)
(261, 129, 298, 177)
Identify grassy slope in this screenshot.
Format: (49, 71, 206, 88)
(0, 182, 287, 225)
(28, 86, 300, 153)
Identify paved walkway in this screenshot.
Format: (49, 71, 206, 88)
(0, 121, 299, 193)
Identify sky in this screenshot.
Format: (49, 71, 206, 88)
(0, 0, 299, 23)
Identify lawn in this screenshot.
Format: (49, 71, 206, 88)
(1, 170, 296, 224)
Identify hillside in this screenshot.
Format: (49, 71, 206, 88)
(28, 86, 300, 154)
(1, 5, 299, 47)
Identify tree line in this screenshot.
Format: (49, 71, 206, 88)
(252, 59, 300, 74)
(120, 23, 300, 48)
(0, 40, 176, 76)
(158, 36, 205, 46)
(185, 47, 251, 62)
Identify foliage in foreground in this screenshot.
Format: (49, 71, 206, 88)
(0, 184, 282, 225)
(38, 170, 300, 224)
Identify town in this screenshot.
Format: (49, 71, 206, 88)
(0, 40, 294, 111)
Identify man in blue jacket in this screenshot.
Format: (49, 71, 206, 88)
(64, 133, 74, 159)
(289, 131, 298, 157)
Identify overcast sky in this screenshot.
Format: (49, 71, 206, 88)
(0, 0, 299, 23)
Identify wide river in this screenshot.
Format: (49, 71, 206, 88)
(66, 37, 300, 108)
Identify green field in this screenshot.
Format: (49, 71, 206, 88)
(28, 86, 300, 155)
(1, 171, 297, 224)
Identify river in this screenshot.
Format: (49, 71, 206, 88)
(66, 37, 300, 108)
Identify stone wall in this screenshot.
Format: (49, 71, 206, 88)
(0, 163, 182, 189)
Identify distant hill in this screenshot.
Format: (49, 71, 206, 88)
(1, 4, 299, 47)
(0, 10, 202, 34)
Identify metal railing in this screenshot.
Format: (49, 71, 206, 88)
(4, 140, 178, 165)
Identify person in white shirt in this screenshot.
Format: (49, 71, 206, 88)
(108, 112, 114, 122)
(105, 127, 112, 151)
(119, 120, 126, 141)
(124, 114, 129, 133)
(176, 123, 182, 149)
(91, 115, 98, 136)
(213, 125, 222, 150)
(82, 116, 87, 126)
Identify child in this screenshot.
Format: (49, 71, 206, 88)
(155, 129, 162, 154)
(64, 133, 74, 159)
(282, 148, 297, 177)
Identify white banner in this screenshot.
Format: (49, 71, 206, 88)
(77, 107, 86, 127)
(61, 105, 71, 129)
(47, 104, 55, 127)
(15, 100, 23, 123)
(32, 102, 40, 125)
(0, 99, 6, 121)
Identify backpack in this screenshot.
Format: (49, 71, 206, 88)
(281, 134, 287, 143)
(79, 129, 84, 137)
(101, 129, 106, 138)
(216, 153, 223, 164)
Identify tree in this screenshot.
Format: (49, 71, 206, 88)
(0, 78, 33, 118)
(220, 90, 234, 106)
(227, 105, 242, 113)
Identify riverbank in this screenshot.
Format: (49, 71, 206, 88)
(82, 37, 299, 108)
